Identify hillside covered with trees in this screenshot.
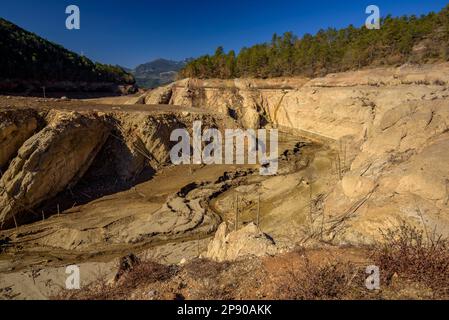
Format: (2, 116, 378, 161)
(180, 5, 449, 79)
(0, 18, 135, 92)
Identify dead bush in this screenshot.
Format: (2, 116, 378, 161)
(59, 260, 178, 300)
(372, 223, 449, 297)
(184, 258, 232, 280)
(276, 252, 365, 300)
(117, 261, 177, 288)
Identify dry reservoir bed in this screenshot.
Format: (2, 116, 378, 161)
(0, 97, 337, 299)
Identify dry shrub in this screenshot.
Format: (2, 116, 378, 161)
(60, 260, 178, 300)
(372, 223, 449, 297)
(184, 258, 231, 280)
(117, 261, 177, 289)
(276, 251, 365, 300)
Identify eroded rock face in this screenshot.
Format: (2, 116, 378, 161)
(320, 98, 449, 245)
(144, 79, 267, 129)
(143, 63, 449, 141)
(0, 111, 109, 229)
(0, 109, 40, 170)
(205, 223, 278, 262)
(110, 111, 229, 179)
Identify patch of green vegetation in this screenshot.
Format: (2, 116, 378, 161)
(180, 5, 449, 79)
(0, 18, 135, 85)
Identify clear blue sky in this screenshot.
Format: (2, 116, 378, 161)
(1, 0, 448, 68)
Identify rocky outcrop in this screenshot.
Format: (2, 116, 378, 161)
(110, 111, 230, 180)
(143, 63, 449, 140)
(321, 99, 449, 245)
(205, 223, 278, 262)
(0, 108, 40, 170)
(0, 111, 110, 229)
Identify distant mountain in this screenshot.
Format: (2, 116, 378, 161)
(131, 58, 188, 89)
(0, 18, 136, 95)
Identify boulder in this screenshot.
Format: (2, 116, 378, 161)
(205, 223, 277, 262)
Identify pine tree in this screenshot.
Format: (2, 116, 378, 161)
(179, 7, 449, 79)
